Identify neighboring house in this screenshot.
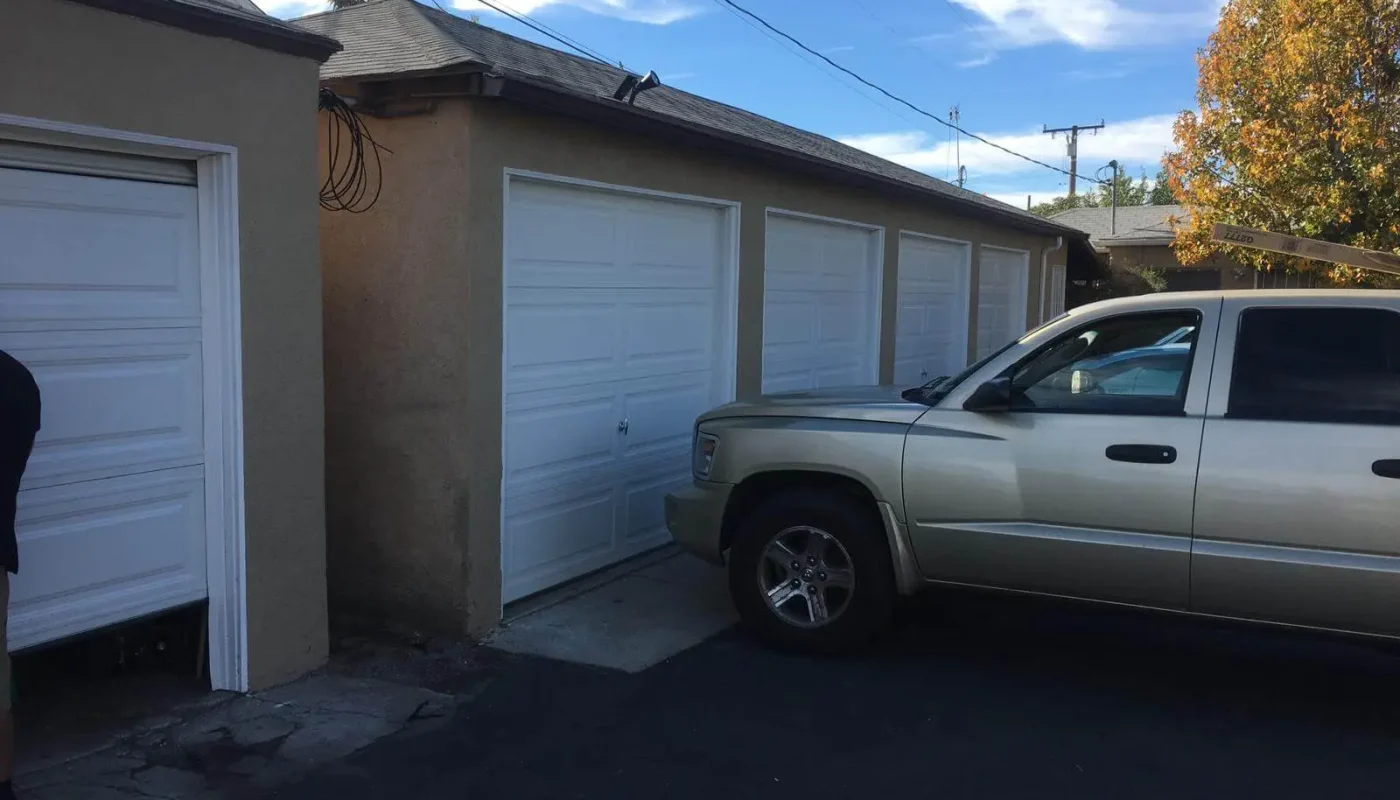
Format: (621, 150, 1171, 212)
(1, 0, 340, 690)
(1052, 205, 1256, 292)
(296, 0, 1095, 636)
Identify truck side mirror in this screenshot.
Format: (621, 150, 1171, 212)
(963, 377, 1012, 413)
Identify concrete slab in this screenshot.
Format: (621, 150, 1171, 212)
(16, 672, 460, 800)
(487, 552, 736, 672)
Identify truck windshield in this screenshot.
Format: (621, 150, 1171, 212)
(900, 313, 1069, 407)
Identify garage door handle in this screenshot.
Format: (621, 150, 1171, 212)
(618, 419, 629, 435)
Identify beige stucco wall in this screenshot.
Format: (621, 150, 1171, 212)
(320, 95, 1068, 636)
(2, 0, 329, 688)
(319, 104, 479, 635)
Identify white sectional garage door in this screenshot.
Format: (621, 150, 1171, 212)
(502, 177, 734, 603)
(0, 164, 209, 650)
(976, 246, 1031, 359)
(894, 233, 970, 386)
(762, 212, 882, 393)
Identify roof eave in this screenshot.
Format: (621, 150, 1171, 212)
(483, 73, 1084, 239)
(72, 0, 342, 62)
(1104, 236, 1175, 247)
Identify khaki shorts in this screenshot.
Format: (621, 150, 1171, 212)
(0, 571, 9, 711)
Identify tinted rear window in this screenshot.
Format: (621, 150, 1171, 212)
(1229, 307, 1400, 425)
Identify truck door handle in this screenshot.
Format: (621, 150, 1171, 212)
(1373, 460, 1400, 479)
(1106, 444, 1177, 465)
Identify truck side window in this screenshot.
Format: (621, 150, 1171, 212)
(1229, 307, 1400, 425)
(1009, 311, 1201, 415)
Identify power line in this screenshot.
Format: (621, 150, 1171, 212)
(710, 0, 930, 131)
(714, 0, 1107, 188)
(844, 0, 911, 43)
(452, 0, 620, 69)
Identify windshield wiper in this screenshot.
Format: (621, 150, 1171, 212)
(901, 375, 949, 406)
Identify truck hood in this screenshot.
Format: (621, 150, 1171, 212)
(699, 385, 927, 425)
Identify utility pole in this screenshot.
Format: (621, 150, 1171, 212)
(1108, 159, 1119, 234)
(1043, 120, 1105, 196)
(951, 106, 963, 188)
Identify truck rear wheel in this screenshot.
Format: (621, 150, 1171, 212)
(728, 489, 896, 653)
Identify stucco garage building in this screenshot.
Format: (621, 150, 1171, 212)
(2, 0, 338, 690)
(299, 0, 1091, 636)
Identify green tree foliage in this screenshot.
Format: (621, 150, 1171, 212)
(1029, 165, 1149, 216)
(1149, 168, 1176, 205)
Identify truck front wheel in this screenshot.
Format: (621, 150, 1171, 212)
(728, 489, 896, 653)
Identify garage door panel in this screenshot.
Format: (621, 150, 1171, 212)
(5, 332, 203, 490)
(761, 295, 817, 345)
(503, 482, 616, 594)
(626, 211, 722, 285)
(763, 215, 880, 393)
(620, 378, 711, 457)
(504, 394, 618, 488)
(506, 300, 617, 377)
(507, 193, 619, 282)
(0, 169, 200, 325)
(504, 178, 731, 601)
(9, 467, 207, 650)
(0, 163, 210, 651)
(623, 301, 713, 369)
(976, 248, 1030, 359)
(818, 296, 870, 344)
(894, 235, 970, 387)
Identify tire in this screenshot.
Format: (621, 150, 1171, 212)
(727, 488, 896, 654)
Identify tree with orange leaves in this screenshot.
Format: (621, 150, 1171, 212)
(1165, 0, 1400, 285)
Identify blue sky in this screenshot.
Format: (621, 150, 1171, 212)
(262, 0, 1225, 209)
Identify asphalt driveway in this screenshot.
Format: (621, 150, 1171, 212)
(275, 588, 1400, 799)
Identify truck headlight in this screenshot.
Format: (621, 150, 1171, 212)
(692, 432, 719, 479)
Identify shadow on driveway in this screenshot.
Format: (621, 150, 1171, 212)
(272, 587, 1400, 799)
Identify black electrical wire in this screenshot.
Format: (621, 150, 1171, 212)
(452, 0, 621, 69)
(319, 87, 390, 213)
(715, 0, 1109, 188)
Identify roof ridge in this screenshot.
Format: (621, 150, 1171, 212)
(405, 0, 491, 63)
(293, 0, 396, 23)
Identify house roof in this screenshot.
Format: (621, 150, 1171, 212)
(1051, 205, 1187, 249)
(294, 0, 1083, 238)
(67, 0, 341, 60)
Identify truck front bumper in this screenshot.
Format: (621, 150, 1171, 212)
(664, 480, 733, 565)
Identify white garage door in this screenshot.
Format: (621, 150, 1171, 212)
(762, 212, 882, 393)
(502, 177, 734, 603)
(0, 164, 208, 650)
(894, 233, 970, 386)
(976, 246, 1031, 359)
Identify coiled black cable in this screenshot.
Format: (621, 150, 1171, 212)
(319, 87, 390, 213)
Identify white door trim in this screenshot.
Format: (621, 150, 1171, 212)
(499, 168, 741, 610)
(764, 208, 885, 386)
(896, 229, 973, 376)
(0, 113, 248, 692)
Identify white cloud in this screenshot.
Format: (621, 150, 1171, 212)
(259, 0, 327, 17)
(259, 0, 703, 24)
(838, 113, 1177, 180)
(948, 0, 1219, 51)
(1061, 65, 1131, 80)
(957, 52, 998, 68)
(820, 45, 856, 54)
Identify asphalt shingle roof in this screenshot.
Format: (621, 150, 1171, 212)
(1051, 205, 1187, 247)
(294, 0, 1080, 237)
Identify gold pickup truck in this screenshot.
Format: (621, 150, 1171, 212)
(666, 290, 1400, 652)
